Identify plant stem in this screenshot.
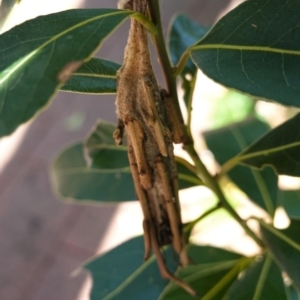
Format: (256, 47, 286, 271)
(184, 204, 221, 234)
(186, 71, 197, 139)
(147, 0, 187, 139)
(186, 145, 264, 248)
(131, 12, 158, 35)
(173, 47, 192, 77)
(147, 0, 263, 249)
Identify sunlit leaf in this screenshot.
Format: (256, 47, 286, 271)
(234, 113, 300, 176)
(190, 0, 300, 107)
(211, 90, 254, 129)
(84, 236, 177, 300)
(168, 14, 208, 105)
(260, 219, 300, 291)
(0, 8, 131, 137)
(223, 254, 286, 300)
(61, 58, 120, 94)
(204, 118, 278, 216)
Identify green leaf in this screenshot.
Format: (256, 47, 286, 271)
(84, 236, 178, 300)
(168, 14, 208, 105)
(51, 142, 136, 203)
(159, 245, 245, 300)
(51, 119, 202, 203)
(260, 219, 300, 291)
(0, 8, 131, 137)
(85, 120, 203, 190)
(232, 113, 300, 177)
(204, 118, 278, 216)
(223, 254, 286, 300)
(211, 90, 254, 129)
(278, 189, 300, 220)
(190, 0, 300, 107)
(61, 57, 120, 94)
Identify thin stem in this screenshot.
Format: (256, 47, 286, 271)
(175, 156, 199, 178)
(184, 204, 221, 234)
(146, 0, 263, 249)
(131, 12, 158, 35)
(186, 71, 197, 139)
(147, 0, 187, 140)
(185, 145, 264, 248)
(173, 47, 192, 77)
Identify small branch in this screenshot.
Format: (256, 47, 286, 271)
(186, 71, 197, 139)
(173, 48, 192, 77)
(185, 145, 265, 248)
(147, 0, 186, 138)
(131, 12, 158, 35)
(146, 0, 263, 249)
(184, 204, 221, 234)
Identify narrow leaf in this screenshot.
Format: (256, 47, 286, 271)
(168, 14, 208, 105)
(204, 118, 278, 215)
(84, 236, 177, 300)
(236, 113, 300, 176)
(190, 0, 300, 107)
(260, 219, 300, 291)
(159, 245, 244, 300)
(0, 8, 131, 137)
(61, 58, 120, 94)
(223, 254, 286, 300)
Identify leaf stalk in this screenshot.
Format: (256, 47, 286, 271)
(146, 0, 264, 249)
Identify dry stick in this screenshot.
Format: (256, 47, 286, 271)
(149, 225, 198, 297)
(127, 142, 152, 260)
(155, 157, 182, 254)
(115, 0, 196, 296)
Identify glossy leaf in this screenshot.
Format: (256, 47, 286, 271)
(234, 113, 300, 176)
(51, 142, 136, 203)
(278, 189, 300, 220)
(0, 8, 131, 137)
(84, 236, 177, 300)
(168, 14, 208, 105)
(260, 219, 300, 291)
(159, 245, 245, 300)
(223, 254, 286, 300)
(204, 118, 278, 216)
(190, 0, 300, 107)
(85, 120, 203, 190)
(61, 58, 120, 94)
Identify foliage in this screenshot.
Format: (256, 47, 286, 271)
(1, 0, 300, 299)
